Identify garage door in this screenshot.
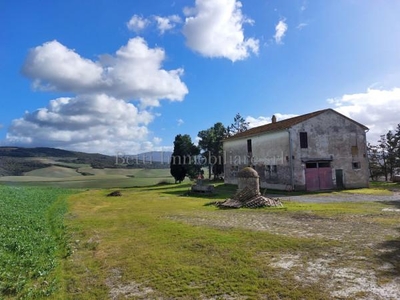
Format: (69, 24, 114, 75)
(305, 161, 333, 191)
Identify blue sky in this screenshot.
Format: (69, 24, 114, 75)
(1, 0, 400, 154)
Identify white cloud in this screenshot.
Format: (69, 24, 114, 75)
(12, 37, 190, 153)
(274, 19, 288, 44)
(154, 15, 181, 34)
(296, 22, 307, 30)
(22, 40, 103, 92)
(246, 113, 297, 128)
(328, 87, 400, 143)
(22, 38, 188, 107)
(126, 15, 150, 32)
(182, 0, 259, 62)
(177, 118, 184, 126)
(6, 94, 156, 154)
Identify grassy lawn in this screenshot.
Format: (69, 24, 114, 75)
(60, 183, 400, 299)
(1, 182, 399, 299)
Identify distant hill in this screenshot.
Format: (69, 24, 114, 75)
(0, 147, 171, 176)
(121, 151, 172, 164)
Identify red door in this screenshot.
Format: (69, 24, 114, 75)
(305, 167, 319, 191)
(305, 162, 333, 191)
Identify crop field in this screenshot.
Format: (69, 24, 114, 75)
(0, 186, 75, 298)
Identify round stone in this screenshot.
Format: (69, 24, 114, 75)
(237, 167, 259, 178)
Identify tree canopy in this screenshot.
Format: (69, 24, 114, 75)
(226, 113, 249, 137)
(197, 122, 227, 179)
(368, 124, 400, 181)
(170, 134, 200, 183)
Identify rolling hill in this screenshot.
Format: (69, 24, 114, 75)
(0, 147, 172, 176)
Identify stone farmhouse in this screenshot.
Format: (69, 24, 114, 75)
(223, 109, 370, 191)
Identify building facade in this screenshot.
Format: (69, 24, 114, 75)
(223, 109, 369, 191)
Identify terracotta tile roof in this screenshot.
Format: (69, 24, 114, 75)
(224, 108, 368, 141)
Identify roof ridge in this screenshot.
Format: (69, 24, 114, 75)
(224, 108, 339, 140)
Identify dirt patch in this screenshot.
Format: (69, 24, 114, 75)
(106, 268, 158, 300)
(270, 254, 400, 299)
(167, 197, 400, 299)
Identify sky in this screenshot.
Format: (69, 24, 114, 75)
(1, 0, 400, 155)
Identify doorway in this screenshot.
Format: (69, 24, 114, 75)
(305, 161, 333, 191)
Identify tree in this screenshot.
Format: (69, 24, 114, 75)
(170, 134, 200, 183)
(198, 122, 227, 180)
(227, 113, 249, 137)
(367, 142, 385, 181)
(369, 126, 400, 182)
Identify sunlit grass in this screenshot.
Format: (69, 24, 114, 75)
(61, 186, 335, 299)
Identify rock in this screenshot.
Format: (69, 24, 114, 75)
(107, 190, 122, 197)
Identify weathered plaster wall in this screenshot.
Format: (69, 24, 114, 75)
(290, 110, 369, 189)
(224, 130, 291, 189)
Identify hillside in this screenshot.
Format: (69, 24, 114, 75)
(0, 147, 171, 176)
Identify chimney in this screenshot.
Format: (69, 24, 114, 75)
(272, 115, 277, 123)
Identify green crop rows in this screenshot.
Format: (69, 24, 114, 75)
(0, 186, 74, 298)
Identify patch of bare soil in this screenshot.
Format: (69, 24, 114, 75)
(167, 204, 400, 299)
(106, 268, 159, 300)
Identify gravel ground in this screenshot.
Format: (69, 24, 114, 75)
(266, 191, 400, 203)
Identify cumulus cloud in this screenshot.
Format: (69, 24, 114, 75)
(6, 94, 156, 154)
(154, 15, 182, 34)
(274, 19, 288, 44)
(246, 113, 298, 128)
(182, 0, 259, 62)
(9, 35, 191, 154)
(328, 87, 400, 143)
(126, 15, 150, 32)
(22, 38, 188, 107)
(22, 41, 103, 92)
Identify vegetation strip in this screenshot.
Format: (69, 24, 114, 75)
(0, 186, 75, 298)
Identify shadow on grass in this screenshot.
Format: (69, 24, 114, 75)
(374, 199, 400, 277)
(376, 227, 400, 277)
(377, 200, 400, 209)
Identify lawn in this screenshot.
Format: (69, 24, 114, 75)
(61, 183, 400, 299)
(1, 182, 399, 299)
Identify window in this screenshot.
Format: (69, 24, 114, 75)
(300, 132, 308, 148)
(319, 162, 331, 168)
(247, 139, 252, 153)
(271, 165, 277, 173)
(306, 162, 317, 168)
(352, 162, 361, 169)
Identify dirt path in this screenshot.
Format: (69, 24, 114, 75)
(267, 191, 400, 203)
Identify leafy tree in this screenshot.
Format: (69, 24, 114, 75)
(227, 113, 249, 137)
(367, 142, 385, 181)
(198, 122, 227, 180)
(170, 134, 200, 183)
(369, 126, 400, 181)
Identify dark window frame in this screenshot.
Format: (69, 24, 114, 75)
(247, 139, 252, 153)
(300, 132, 308, 148)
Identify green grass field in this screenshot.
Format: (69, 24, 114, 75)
(1, 180, 399, 299)
(0, 186, 75, 298)
(0, 167, 175, 188)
